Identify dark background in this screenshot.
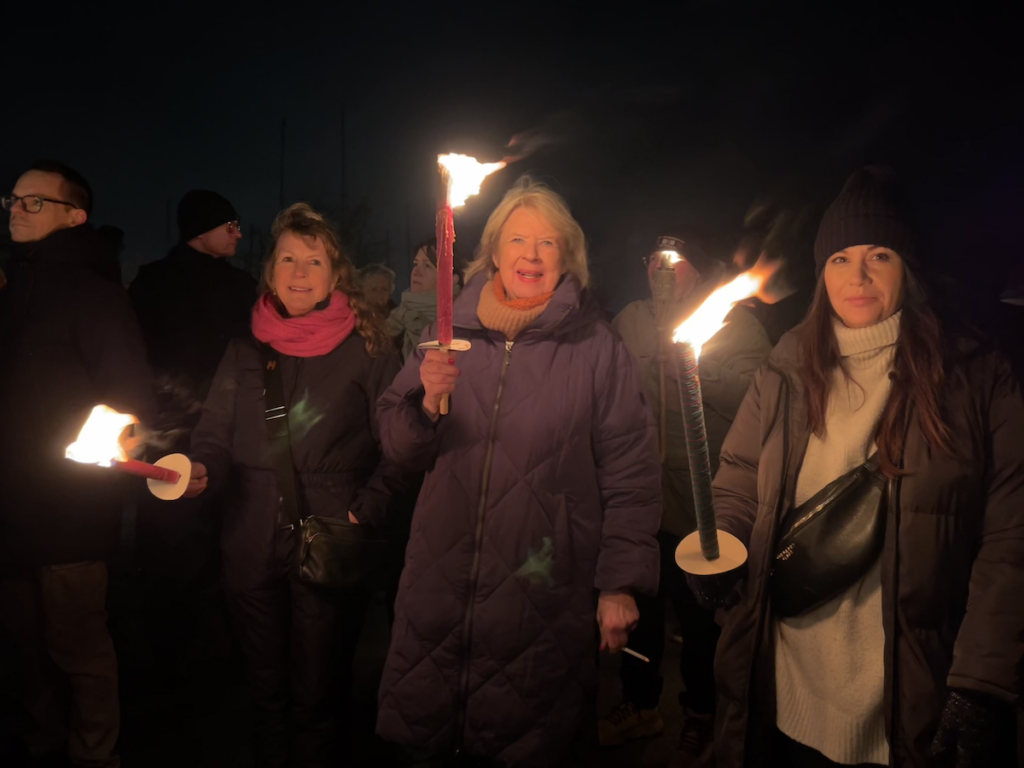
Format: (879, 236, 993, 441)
(3, 0, 1021, 314)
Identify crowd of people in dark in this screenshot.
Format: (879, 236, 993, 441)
(0, 159, 1021, 768)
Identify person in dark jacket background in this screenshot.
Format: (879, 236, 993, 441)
(376, 177, 662, 768)
(697, 167, 1024, 767)
(184, 203, 407, 768)
(0, 160, 153, 768)
(130, 188, 255, 408)
(128, 189, 256, 690)
(604, 235, 771, 764)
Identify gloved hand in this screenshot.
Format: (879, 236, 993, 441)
(929, 689, 1006, 768)
(685, 567, 744, 611)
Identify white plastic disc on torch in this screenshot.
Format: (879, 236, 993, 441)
(675, 529, 748, 576)
(419, 339, 472, 352)
(147, 453, 192, 501)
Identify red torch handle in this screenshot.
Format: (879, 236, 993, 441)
(436, 166, 455, 348)
(113, 459, 181, 484)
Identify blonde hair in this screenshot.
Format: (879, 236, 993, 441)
(263, 203, 391, 356)
(464, 176, 589, 288)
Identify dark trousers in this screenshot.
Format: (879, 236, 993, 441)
(620, 531, 720, 715)
(0, 562, 120, 767)
(144, 566, 234, 688)
(227, 536, 368, 768)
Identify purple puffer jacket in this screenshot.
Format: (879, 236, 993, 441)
(376, 273, 661, 767)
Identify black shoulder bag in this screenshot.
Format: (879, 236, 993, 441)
(770, 453, 888, 618)
(262, 344, 389, 594)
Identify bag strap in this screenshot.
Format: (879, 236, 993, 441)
(261, 343, 303, 528)
(864, 451, 882, 475)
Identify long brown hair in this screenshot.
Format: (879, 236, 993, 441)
(263, 203, 391, 356)
(800, 264, 953, 476)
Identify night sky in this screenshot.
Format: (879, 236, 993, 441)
(4, 1, 1021, 314)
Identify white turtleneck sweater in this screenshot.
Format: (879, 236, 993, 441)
(774, 311, 901, 766)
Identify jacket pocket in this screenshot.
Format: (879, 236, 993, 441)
(513, 494, 582, 595)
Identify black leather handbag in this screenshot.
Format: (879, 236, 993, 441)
(771, 453, 887, 618)
(262, 344, 389, 594)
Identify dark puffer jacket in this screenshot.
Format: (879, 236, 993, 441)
(0, 225, 153, 566)
(711, 327, 1024, 767)
(376, 274, 662, 767)
(130, 243, 257, 403)
(189, 333, 407, 593)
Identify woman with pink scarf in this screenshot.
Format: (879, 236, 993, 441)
(185, 203, 407, 768)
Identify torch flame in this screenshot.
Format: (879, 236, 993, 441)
(66, 405, 138, 467)
(672, 257, 783, 357)
(438, 154, 506, 207)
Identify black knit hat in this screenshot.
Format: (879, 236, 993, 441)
(652, 234, 716, 276)
(178, 190, 238, 242)
(813, 166, 917, 275)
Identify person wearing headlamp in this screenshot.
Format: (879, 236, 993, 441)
(605, 234, 772, 766)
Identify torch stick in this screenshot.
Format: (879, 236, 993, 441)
(113, 459, 181, 484)
(675, 343, 720, 560)
(112, 453, 193, 501)
(436, 166, 455, 415)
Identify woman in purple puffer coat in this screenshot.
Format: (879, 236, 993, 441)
(376, 177, 662, 767)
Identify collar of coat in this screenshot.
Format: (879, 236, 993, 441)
(8, 223, 115, 275)
(453, 270, 601, 338)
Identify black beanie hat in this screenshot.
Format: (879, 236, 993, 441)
(652, 234, 716, 276)
(178, 190, 239, 243)
(813, 166, 917, 275)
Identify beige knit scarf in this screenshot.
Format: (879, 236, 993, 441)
(476, 276, 554, 339)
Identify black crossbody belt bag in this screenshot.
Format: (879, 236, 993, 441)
(262, 344, 388, 594)
(771, 453, 887, 618)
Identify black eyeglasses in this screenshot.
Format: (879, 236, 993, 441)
(226, 220, 242, 235)
(1, 195, 80, 214)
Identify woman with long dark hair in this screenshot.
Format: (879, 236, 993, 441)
(184, 203, 407, 767)
(696, 167, 1024, 767)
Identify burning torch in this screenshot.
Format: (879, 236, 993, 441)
(420, 153, 505, 415)
(671, 262, 781, 576)
(66, 405, 192, 501)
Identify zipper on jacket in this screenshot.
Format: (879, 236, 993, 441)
(888, 468, 904, 762)
(454, 339, 514, 755)
(886, 408, 912, 762)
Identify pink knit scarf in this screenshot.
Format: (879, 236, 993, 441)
(251, 290, 356, 357)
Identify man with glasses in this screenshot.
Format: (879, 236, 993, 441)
(601, 234, 772, 768)
(0, 160, 153, 768)
(128, 189, 256, 695)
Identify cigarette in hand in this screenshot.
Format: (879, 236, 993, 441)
(623, 647, 650, 663)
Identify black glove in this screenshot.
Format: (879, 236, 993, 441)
(929, 689, 1006, 768)
(685, 567, 744, 611)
